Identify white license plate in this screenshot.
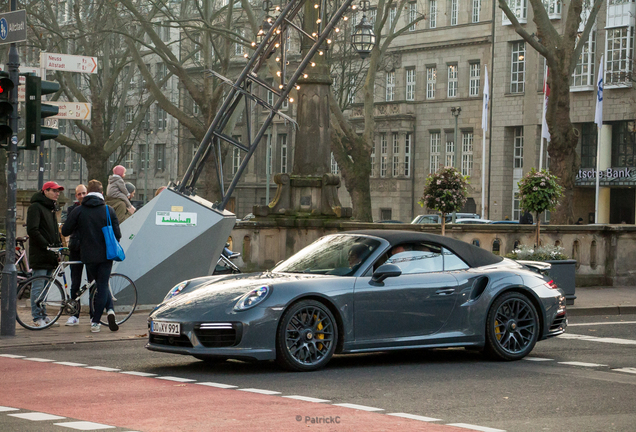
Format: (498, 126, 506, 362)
(151, 321, 181, 336)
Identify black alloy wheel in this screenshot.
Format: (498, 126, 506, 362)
(485, 291, 539, 360)
(276, 300, 338, 372)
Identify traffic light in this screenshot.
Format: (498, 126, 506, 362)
(24, 75, 60, 150)
(0, 71, 16, 144)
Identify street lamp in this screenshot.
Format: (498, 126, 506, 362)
(144, 126, 153, 205)
(450, 106, 462, 223)
(351, 1, 376, 59)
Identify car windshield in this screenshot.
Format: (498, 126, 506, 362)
(273, 235, 381, 276)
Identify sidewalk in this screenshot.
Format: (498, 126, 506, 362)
(1, 286, 635, 348)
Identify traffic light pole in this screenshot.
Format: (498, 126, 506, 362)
(1, 0, 21, 337)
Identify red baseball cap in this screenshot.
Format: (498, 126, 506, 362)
(42, 181, 64, 191)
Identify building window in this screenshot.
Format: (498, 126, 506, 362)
(446, 134, 455, 167)
(503, 0, 527, 25)
(514, 127, 524, 168)
(139, 144, 148, 172)
(429, 0, 437, 28)
(406, 68, 416, 101)
(572, 31, 596, 89)
(156, 105, 167, 130)
(193, 33, 201, 62)
(430, 132, 441, 173)
(56, 147, 66, 172)
(605, 27, 634, 86)
(513, 192, 521, 221)
(380, 133, 388, 177)
(405, 133, 412, 177)
(542, 0, 562, 19)
(386, 71, 395, 101)
(125, 148, 134, 170)
(348, 76, 356, 104)
(462, 132, 473, 176)
(43, 148, 50, 172)
(409, 2, 417, 31)
(447, 64, 458, 98)
(29, 151, 37, 171)
(451, 0, 458, 26)
(155, 144, 166, 172)
(267, 90, 274, 106)
(235, 30, 244, 56)
(472, 0, 481, 22)
(392, 133, 400, 177)
(611, 121, 636, 167)
(331, 152, 339, 175)
(280, 134, 288, 174)
(580, 123, 597, 168)
(161, 21, 171, 42)
(72, 152, 81, 172)
(371, 141, 376, 177)
(156, 62, 167, 87)
(232, 147, 241, 175)
(426, 66, 436, 99)
(510, 41, 526, 93)
(17, 152, 24, 171)
(125, 106, 133, 124)
(469, 62, 480, 96)
(389, 7, 396, 29)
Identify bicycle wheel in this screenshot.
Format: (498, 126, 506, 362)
(96, 273, 138, 326)
(16, 276, 65, 330)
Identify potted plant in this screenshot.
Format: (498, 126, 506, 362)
(517, 168, 563, 247)
(506, 244, 577, 305)
(419, 167, 468, 236)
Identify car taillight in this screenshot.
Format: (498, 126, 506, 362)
(545, 279, 558, 290)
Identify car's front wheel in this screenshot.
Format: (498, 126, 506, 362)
(485, 291, 539, 360)
(276, 300, 338, 372)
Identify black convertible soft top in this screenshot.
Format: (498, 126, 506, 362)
(346, 230, 504, 269)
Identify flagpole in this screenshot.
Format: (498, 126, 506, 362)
(481, 65, 489, 219)
(594, 55, 604, 224)
(539, 66, 548, 170)
(594, 127, 601, 224)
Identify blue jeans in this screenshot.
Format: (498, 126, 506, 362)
(86, 261, 114, 325)
(31, 268, 53, 322)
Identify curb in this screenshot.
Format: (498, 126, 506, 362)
(568, 305, 636, 316)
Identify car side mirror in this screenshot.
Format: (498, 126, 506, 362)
(372, 264, 402, 283)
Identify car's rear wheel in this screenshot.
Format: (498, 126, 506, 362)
(276, 300, 337, 372)
(485, 291, 539, 360)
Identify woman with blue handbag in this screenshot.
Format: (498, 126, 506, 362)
(62, 179, 123, 333)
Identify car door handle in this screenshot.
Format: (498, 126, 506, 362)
(435, 288, 455, 296)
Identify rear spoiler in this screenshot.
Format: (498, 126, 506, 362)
(516, 260, 551, 275)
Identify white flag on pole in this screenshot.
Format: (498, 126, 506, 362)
(541, 68, 551, 142)
(481, 65, 489, 131)
(595, 55, 604, 129)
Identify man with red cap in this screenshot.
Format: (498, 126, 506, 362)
(26, 181, 64, 327)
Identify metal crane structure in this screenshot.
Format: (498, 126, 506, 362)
(176, 0, 356, 210)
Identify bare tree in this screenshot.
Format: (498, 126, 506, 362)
(329, 0, 426, 221)
(499, 0, 604, 224)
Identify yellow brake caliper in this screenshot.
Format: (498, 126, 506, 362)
(495, 320, 502, 341)
(315, 315, 324, 350)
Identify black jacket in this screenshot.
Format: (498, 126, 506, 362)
(66, 201, 81, 251)
(27, 192, 62, 270)
(62, 194, 121, 264)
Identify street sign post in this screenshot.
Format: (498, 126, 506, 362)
(0, 10, 27, 45)
(48, 101, 91, 120)
(40, 52, 98, 74)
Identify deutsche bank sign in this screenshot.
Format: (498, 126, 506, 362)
(577, 168, 633, 180)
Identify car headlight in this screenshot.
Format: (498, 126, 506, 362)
(164, 281, 188, 301)
(234, 286, 271, 311)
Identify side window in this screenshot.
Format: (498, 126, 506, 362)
(443, 248, 469, 271)
(386, 243, 444, 274)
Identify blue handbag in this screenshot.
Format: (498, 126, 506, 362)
(102, 206, 125, 262)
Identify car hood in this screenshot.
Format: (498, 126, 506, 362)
(150, 271, 324, 320)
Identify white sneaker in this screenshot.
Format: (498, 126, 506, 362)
(65, 316, 79, 326)
(90, 323, 101, 333)
(44, 316, 59, 327)
(33, 319, 47, 327)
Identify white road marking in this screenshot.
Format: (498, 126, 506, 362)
(523, 357, 554, 362)
(568, 321, 636, 327)
(0, 406, 19, 412)
(387, 413, 441, 422)
(54, 362, 87, 367)
(120, 371, 157, 377)
(559, 333, 636, 345)
(8, 412, 66, 421)
(196, 382, 238, 389)
(283, 395, 331, 403)
(612, 368, 636, 375)
(0, 354, 25, 358)
(23, 357, 55, 362)
(447, 423, 506, 432)
(85, 366, 121, 372)
(54, 421, 115, 430)
(558, 361, 608, 367)
(155, 376, 196, 383)
(238, 388, 281, 395)
(332, 403, 384, 412)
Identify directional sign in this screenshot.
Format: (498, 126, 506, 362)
(41, 52, 98, 74)
(48, 101, 91, 120)
(0, 10, 27, 45)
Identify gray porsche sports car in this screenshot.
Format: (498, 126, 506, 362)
(147, 230, 567, 371)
